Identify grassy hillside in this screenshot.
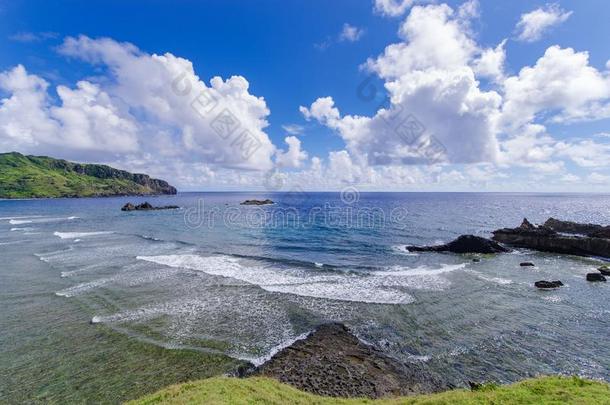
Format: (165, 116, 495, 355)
(131, 376, 610, 405)
(0, 152, 176, 198)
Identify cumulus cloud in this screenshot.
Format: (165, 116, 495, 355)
(0, 36, 280, 187)
(374, 0, 417, 17)
(516, 3, 572, 42)
(275, 136, 308, 168)
(501, 45, 610, 127)
(304, 3, 501, 167)
(0, 65, 139, 158)
(473, 39, 507, 81)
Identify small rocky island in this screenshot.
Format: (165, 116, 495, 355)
(240, 199, 274, 206)
(121, 202, 179, 211)
(251, 323, 443, 398)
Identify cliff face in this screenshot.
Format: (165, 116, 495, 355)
(0, 152, 177, 198)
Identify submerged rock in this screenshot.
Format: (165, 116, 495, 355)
(406, 235, 509, 254)
(586, 273, 607, 282)
(253, 323, 444, 398)
(535, 280, 563, 289)
(493, 218, 610, 259)
(240, 199, 274, 206)
(121, 202, 179, 211)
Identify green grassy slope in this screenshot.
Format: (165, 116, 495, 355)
(0, 152, 176, 198)
(130, 376, 610, 405)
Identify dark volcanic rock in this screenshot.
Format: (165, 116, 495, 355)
(240, 199, 274, 206)
(121, 202, 179, 211)
(253, 323, 443, 398)
(535, 280, 563, 289)
(520, 262, 535, 267)
(493, 218, 610, 259)
(586, 273, 607, 282)
(406, 235, 509, 254)
(543, 217, 610, 238)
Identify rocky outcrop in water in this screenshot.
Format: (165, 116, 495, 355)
(586, 273, 607, 282)
(406, 235, 510, 254)
(535, 280, 563, 289)
(492, 218, 610, 259)
(240, 199, 274, 206)
(543, 217, 610, 238)
(252, 323, 443, 398)
(121, 202, 179, 211)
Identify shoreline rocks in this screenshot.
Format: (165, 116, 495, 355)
(240, 199, 274, 206)
(492, 218, 610, 259)
(252, 323, 444, 398)
(406, 235, 509, 254)
(121, 202, 179, 211)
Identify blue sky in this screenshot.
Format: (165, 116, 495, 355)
(1, 0, 610, 191)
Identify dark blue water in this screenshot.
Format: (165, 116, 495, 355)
(1, 192, 609, 396)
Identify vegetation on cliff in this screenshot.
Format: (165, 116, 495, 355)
(0, 152, 176, 198)
(130, 376, 610, 404)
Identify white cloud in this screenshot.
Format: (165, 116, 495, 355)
(589, 172, 610, 184)
(281, 124, 305, 135)
(473, 39, 507, 81)
(339, 23, 365, 42)
(516, 3, 572, 42)
(304, 4, 501, 167)
(9, 31, 58, 43)
(374, 0, 417, 17)
(275, 136, 308, 169)
(501, 46, 610, 128)
(0, 65, 139, 158)
(58, 35, 276, 170)
(0, 36, 283, 188)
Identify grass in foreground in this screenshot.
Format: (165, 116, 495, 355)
(130, 375, 610, 405)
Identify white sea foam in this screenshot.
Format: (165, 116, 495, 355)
(376, 263, 466, 277)
(10, 227, 34, 232)
(53, 231, 113, 239)
(391, 245, 419, 256)
(10, 216, 78, 225)
(467, 270, 513, 285)
(241, 331, 312, 366)
(542, 295, 562, 303)
(0, 240, 27, 246)
(314, 262, 324, 268)
(0, 215, 44, 221)
(136, 254, 464, 305)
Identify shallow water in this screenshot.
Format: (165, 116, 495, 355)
(1, 192, 609, 402)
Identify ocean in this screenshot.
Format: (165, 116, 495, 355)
(1, 192, 609, 402)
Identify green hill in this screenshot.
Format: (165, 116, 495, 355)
(130, 376, 610, 405)
(0, 152, 177, 198)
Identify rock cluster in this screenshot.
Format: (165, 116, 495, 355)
(121, 202, 179, 211)
(253, 323, 443, 398)
(240, 199, 274, 206)
(492, 218, 610, 258)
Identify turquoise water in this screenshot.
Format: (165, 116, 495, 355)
(1, 192, 609, 402)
